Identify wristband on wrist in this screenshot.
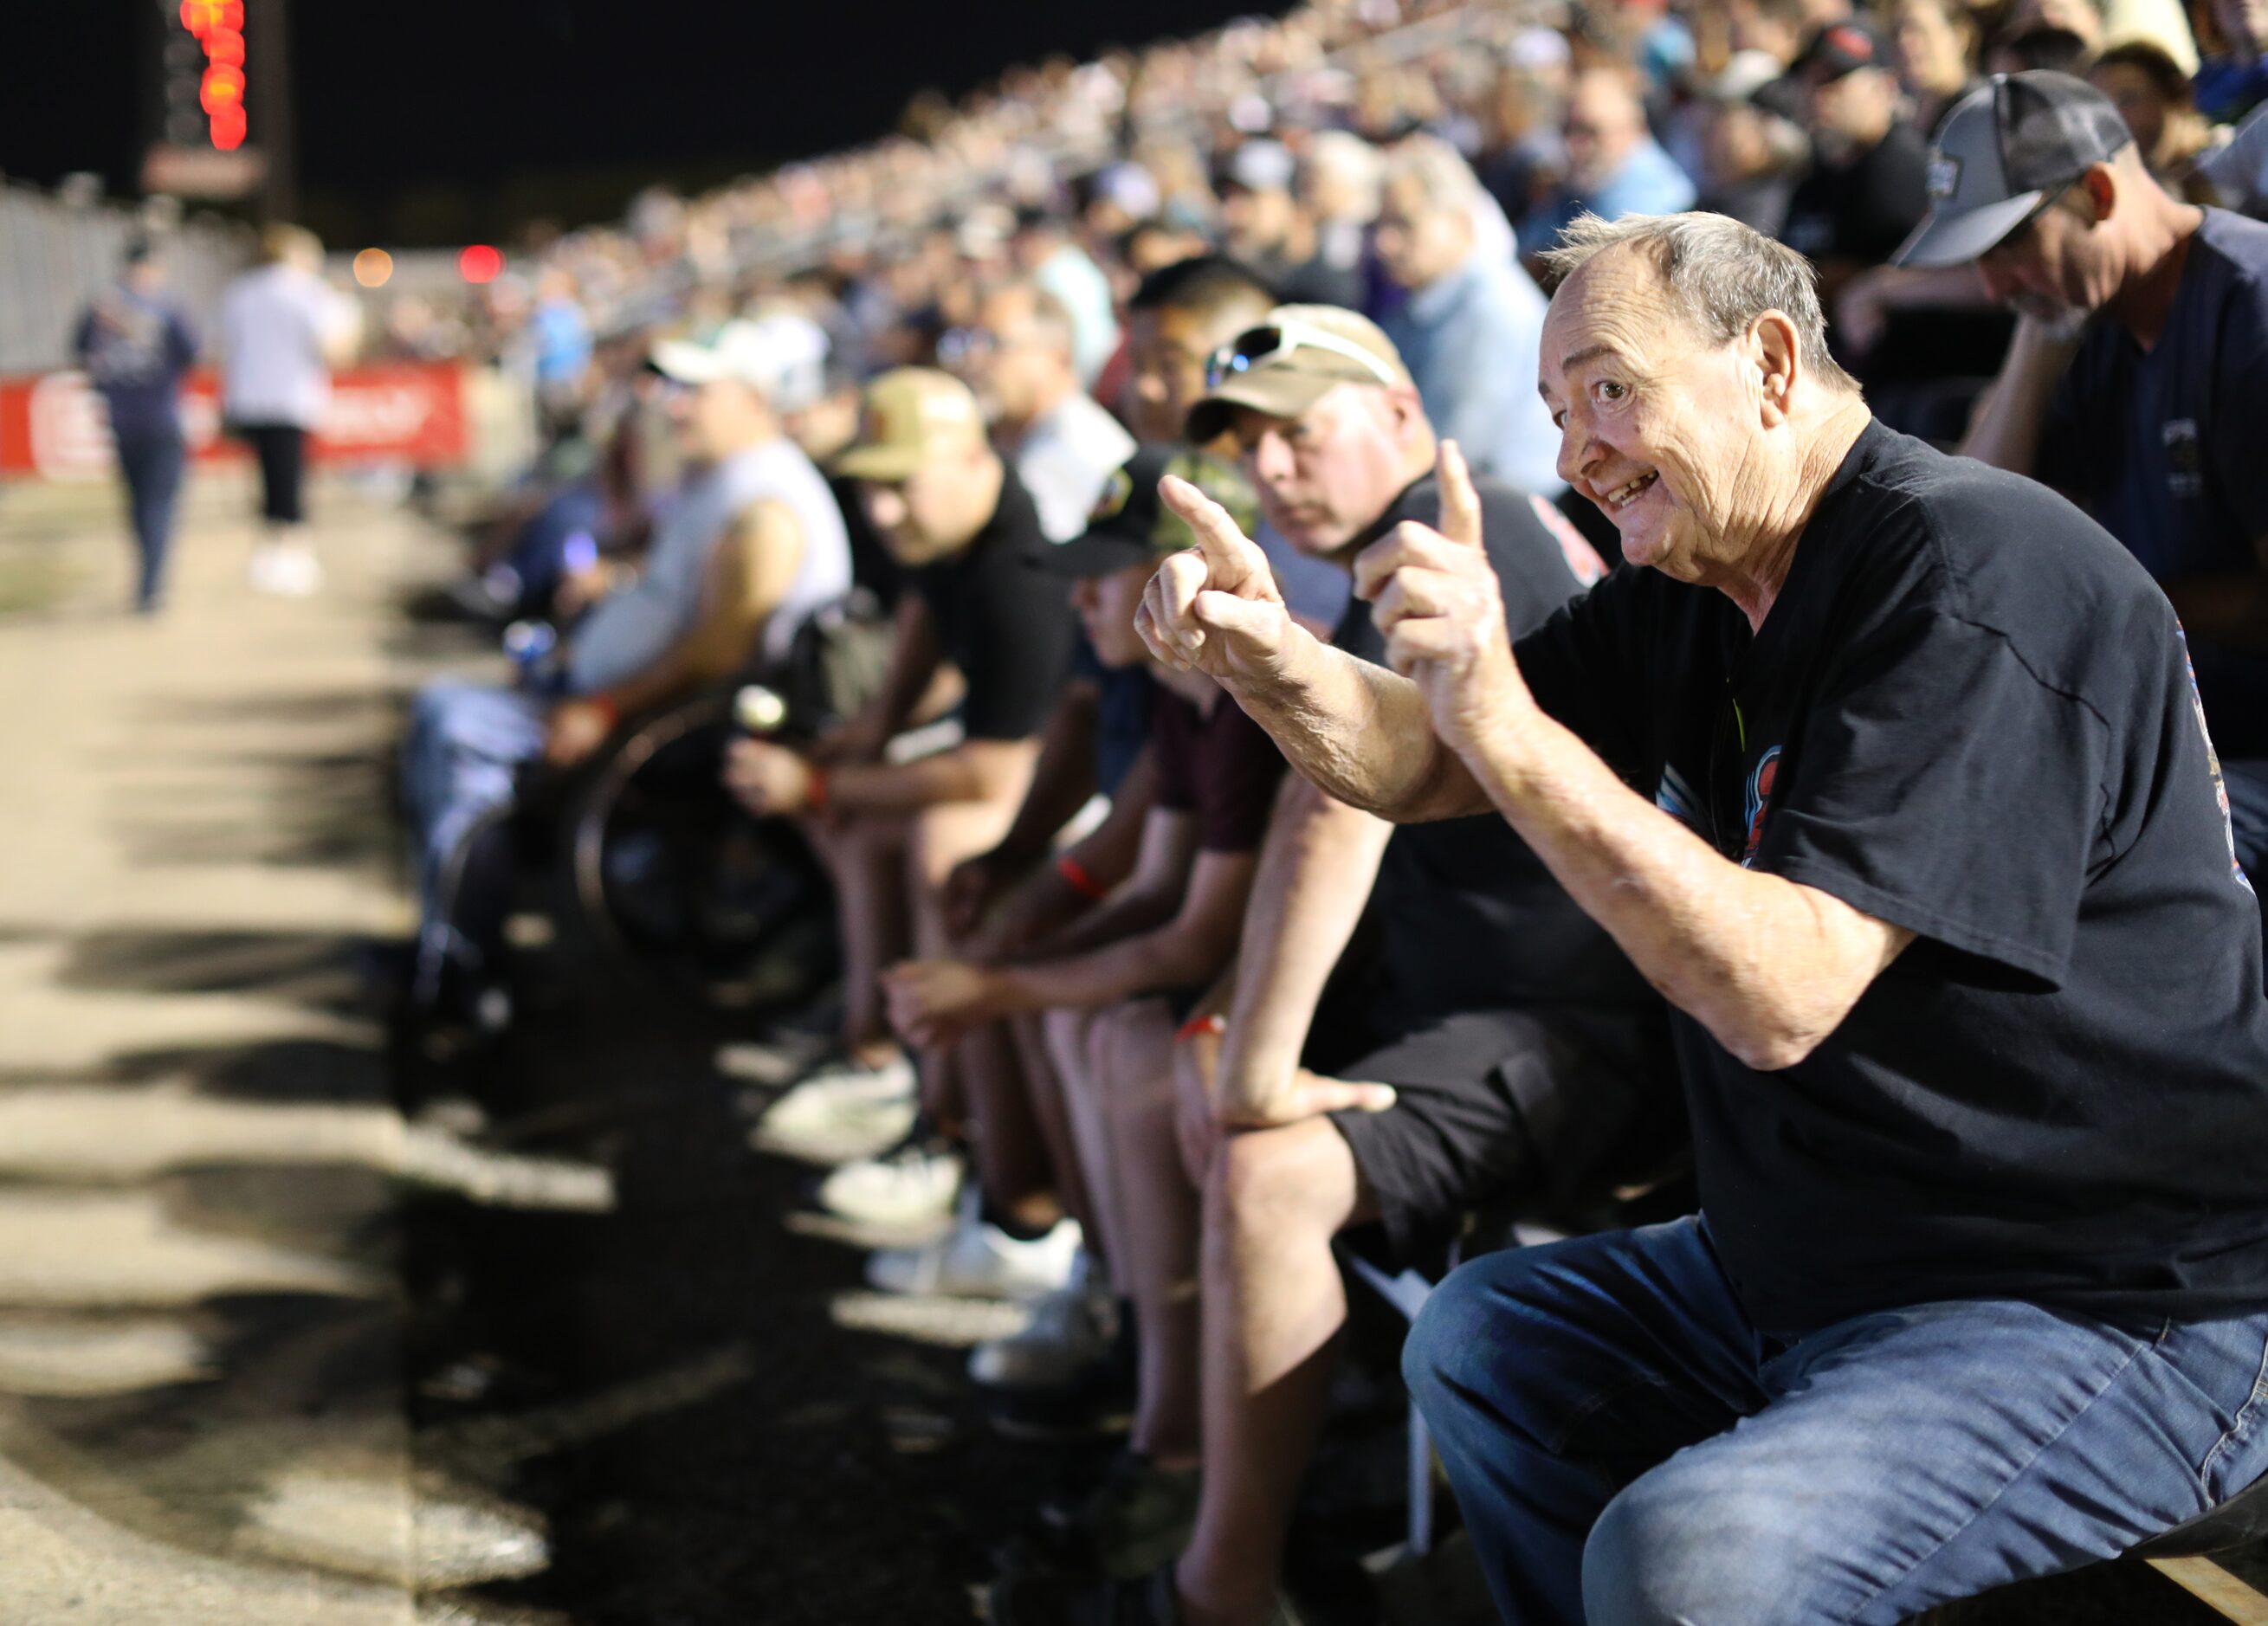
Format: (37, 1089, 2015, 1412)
(1056, 854, 1109, 902)
(805, 764, 830, 812)
(1175, 1012, 1227, 1045)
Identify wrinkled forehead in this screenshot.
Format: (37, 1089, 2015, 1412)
(1538, 248, 1685, 390)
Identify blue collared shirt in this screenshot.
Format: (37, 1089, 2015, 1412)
(1382, 250, 1566, 498)
(1518, 138, 1700, 259)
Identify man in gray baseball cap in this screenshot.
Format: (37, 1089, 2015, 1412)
(1890, 70, 2132, 268)
(1918, 70, 2268, 969)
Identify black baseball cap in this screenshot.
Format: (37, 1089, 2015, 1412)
(1796, 19, 1892, 82)
(1043, 445, 1260, 578)
(1893, 72, 2136, 268)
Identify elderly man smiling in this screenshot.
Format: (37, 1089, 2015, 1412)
(1137, 211, 2268, 1625)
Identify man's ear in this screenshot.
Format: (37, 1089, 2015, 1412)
(1750, 310, 1801, 425)
(2081, 163, 2118, 223)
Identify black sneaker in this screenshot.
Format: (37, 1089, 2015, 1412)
(1036, 1451, 1200, 1581)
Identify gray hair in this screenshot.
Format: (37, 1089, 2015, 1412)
(1382, 132, 1483, 213)
(1535, 212, 1858, 392)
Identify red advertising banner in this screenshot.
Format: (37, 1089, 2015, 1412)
(0, 363, 468, 481)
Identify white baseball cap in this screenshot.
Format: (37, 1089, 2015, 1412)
(649, 314, 830, 411)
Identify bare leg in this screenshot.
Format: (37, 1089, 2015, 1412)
(1014, 1009, 1097, 1248)
(903, 797, 1022, 1131)
(1175, 1114, 1369, 1626)
(804, 811, 909, 1065)
(1048, 1005, 1123, 1267)
(957, 1016, 1061, 1231)
(1095, 999, 1202, 1468)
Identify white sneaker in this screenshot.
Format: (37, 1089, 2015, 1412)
(865, 1208, 1082, 1301)
(749, 1054, 917, 1165)
(817, 1136, 964, 1228)
(249, 542, 323, 597)
(968, 1273, 1119, 1389)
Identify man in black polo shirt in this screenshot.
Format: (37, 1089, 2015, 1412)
(1140, 213, 2268, 1625)
(727, 370, 1076, 1285)
(1925, 71, 2268, 962)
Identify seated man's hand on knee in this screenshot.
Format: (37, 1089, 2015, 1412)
(1217, 1066, 1396, 1131)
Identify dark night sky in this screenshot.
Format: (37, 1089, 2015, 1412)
(4, 0, 1270, 243)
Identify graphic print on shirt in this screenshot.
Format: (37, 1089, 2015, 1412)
(1742, 745, 1782, 868)
(2162, 418, 2205, 500)
(2180, 629, 2256, 893)
(1655, 762, 1704, 835)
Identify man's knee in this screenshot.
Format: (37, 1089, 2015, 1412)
(1580, 1468, 1803, 1626)
(1212, 1120, 1357, 1249)
(1401, 1248, 1564, 1416)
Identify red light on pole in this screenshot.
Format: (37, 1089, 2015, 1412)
(199, 63, 245, 114)
(459, 244, 505, 284)
(202, 26, 245, 66)
(210, 106, 249, 151)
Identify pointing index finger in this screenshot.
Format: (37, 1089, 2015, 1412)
(1159, 474, 1268, 593)
(1436, 439, 1483, 552)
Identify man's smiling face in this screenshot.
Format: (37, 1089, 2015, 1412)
(1539, 246, 1769, 584)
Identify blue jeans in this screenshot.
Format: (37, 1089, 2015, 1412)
(1405, 1216, 2268, 1626)
(114, 430, 184, 610)
(400, 679, 548, 983)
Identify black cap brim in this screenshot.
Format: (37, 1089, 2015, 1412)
(1037, 529, 1159, 578)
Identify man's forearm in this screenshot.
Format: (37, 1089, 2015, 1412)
(1222, 626, 1483, 823)
(1215, 777, 1391, 1109)
(992, 684, 1102, 862)
(826, 739, 1033, 816)
(1457, 704, 1907, 1071)
(1960, 319, 2084, 476)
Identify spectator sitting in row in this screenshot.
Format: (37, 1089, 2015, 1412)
(1891, 0, 1985, 132)
(730, 370, 1081, 1294)
(1518, 67, 1699, 261)
(1780, 20, 1932, 324)
(883, 449, 1285, 1541)
(960, 280, 1136, 542)
(2194, 0, 2268, 118)
(1920, 70, 2268, 949)
(992, 311, 1670, 1626)
(1011, 209, 1122, 390)
(1216, 138, 1367, 311)
(2091, 39, 2223, 199)
(1377, 136, 1567, 498)
(404, 319, 850, 1025)
(1696, 51, 1814, 236)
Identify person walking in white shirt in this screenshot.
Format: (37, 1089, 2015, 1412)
(216, 224, 359, 596)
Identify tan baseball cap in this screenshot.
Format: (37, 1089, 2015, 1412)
(834, 367, 988, 481)
(1186, 304, 1412, 444)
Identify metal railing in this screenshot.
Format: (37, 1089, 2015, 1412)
(0, 183, 253, 374)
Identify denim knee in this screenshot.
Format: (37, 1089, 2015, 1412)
(1403, 1255, 1499, 1408)
(1582, 1471, 1799, 1626)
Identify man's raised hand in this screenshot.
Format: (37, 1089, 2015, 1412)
(1136, 474, 1295, 683)
(1353, 440, 1534, 752)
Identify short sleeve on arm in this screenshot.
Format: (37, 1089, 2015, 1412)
(1754, 611, 2105, 985)
(1194, 701, 1288, 851)
(957, 553, 1075, 740)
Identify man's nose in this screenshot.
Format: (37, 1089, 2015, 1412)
(1556, 416, 1594, 493)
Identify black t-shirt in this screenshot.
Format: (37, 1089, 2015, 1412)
(1331, 474, 1653, 1019)
(906, 473, 1076, 741)
(1780, 121, 1929, 271)
(2039, 208, 2268, 758)
(1517, 420, 2268, 1332)
(1152, 686, 1287, 851)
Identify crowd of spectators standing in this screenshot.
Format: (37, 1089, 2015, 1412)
(366, 0, 2268, 1619)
